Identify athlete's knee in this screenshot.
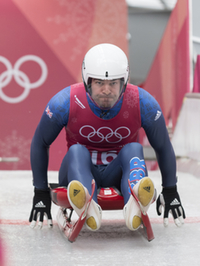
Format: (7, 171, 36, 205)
(68, 144, 90, 157)
(125, 142, 143, 150)
(120, 142, 144, 156)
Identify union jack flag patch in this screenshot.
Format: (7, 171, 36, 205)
(45, 105, 53, 118)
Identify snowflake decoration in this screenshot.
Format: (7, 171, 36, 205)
(123, 111, 129, 119)
(88, 0, 126, 45)
(0, 130, 31, 169)
(124, 89, 139, 108)
(46, 0, 126, 61)
(71, 117, 77, 123)
(46, 0, 93, 61)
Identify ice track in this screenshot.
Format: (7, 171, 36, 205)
(0, 170, 200, 266)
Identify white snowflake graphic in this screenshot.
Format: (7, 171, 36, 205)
(123, 111, 129, 119)
(88, 1, 126, 46)
(125, 89, 139, 108)
(46, 0, 93, 61)
(0, 130, 31, 169)
(46, 0, 126, 61)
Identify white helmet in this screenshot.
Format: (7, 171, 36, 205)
(82, 43, 129, 93)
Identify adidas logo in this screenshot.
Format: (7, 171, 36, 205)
(73, 189, 80, 197)
(170, 198, 180, 206)
(35, 201, 46, 208)
(143, 186, 151, 193)
(154, 110, 161, 121)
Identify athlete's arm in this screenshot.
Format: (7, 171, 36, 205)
(30, 87, 71, 190)
(138, 87, 177, 187)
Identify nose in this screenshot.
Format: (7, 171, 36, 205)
(102, 84, 111, 95)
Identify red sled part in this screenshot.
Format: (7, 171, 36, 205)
(50, 186, 72, 209)
(97, 187, 124, 210)
(50, 185, 124, 211)
(128, 180, 154, 242)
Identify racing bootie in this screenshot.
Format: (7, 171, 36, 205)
(123, 195, 142, 230)
(123, 177, 155, 231)
(67, 180, 102, 231)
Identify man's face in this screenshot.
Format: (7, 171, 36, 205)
(90, 79, 121, 109)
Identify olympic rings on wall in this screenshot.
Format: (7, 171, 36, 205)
(0, 55, 48, 103)
(79, 125, 131, 143)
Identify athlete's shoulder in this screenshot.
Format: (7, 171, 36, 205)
(138, 87, 162, 127)
(50, 86, 71, 106)
(44, 85, 72, 125)
(126, 83, 139, 92)
(123, 83, 140, 108)
(70, 82, 85, 90)
(138, 87, 161, 109)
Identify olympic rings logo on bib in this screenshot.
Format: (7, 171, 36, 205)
(79, 125, 131, 143)
(0, 55, 48, 103)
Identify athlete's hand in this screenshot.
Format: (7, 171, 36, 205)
(29, 188, 53, 229)
(156, 185, 186, 227)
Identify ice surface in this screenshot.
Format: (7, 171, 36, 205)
(0, 170, 200, 266)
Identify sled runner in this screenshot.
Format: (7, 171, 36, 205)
(50, 179, 95, 242)
(49, 179, 154, 242)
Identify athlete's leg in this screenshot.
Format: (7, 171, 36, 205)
(58, 144, 102, 231)
(100, 142, 154, 231)
(101, 142, 147, 204)
(59, 144, 102, 201)
(119, 143, 148, 204)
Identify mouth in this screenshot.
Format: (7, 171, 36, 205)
(99, 98, 114, 108)
(101, 97, 112, 104)
(100, 96, 113, 101)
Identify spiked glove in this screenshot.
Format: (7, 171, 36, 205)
(29, 188, 53, 229)
(156, 185, 186, 227)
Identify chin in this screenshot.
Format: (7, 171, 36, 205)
(101, 102, 114, 108)
(101, 104, 112, 109)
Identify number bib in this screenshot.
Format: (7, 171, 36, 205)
(65, 83, 141, 165)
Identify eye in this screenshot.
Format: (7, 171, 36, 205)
(110, 81, 117, 86)
(95, 80, 102, 85)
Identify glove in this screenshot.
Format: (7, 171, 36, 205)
(29, 188, 53, 229)
(156, 185, 186, 227)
